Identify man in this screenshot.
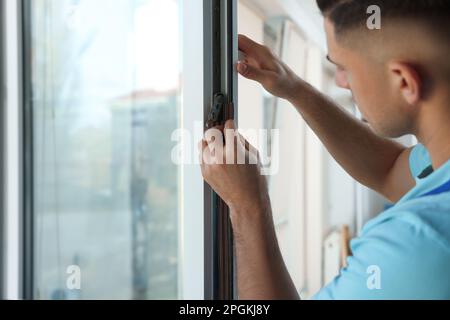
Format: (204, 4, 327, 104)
(199, 0, 450, 299)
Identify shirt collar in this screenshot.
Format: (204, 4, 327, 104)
(398, 158, 450, 205)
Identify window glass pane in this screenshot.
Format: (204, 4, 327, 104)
(28, 0, 182, 299)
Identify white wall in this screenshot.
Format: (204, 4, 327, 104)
(237, 1, 264, 142)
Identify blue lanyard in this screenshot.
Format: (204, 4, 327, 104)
(420, 178, 450, 198)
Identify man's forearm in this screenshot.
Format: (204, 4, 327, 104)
(287, 80, 409, 201)
(231, 203, 300, 300)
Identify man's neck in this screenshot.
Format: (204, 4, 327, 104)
(416, 95, 450, 170)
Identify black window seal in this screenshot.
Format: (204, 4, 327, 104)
(21, 0, 34, 301)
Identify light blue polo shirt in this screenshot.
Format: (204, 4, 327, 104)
(313, 144, 450, 300)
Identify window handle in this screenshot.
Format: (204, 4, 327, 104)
(206, 93, 228, 129)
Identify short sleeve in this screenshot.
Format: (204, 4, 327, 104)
(409, 144, 432, 179)
(312, 216, 450, 300)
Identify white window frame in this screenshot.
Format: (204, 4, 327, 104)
(3, 0, 24, 301)
(180, 0, 204, 300)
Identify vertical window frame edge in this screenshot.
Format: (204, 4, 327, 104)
(21, 0, 34, 300)
(203, 0, 238, 301)
(3, 0, 26, 300)
(0, 0, 5, 300)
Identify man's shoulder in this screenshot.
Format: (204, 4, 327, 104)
(361, 198, 450, 253)
(364, 194, 450, 250)
(312, 205, 450, 300)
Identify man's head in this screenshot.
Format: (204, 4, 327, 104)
(318, 0, 450, 138)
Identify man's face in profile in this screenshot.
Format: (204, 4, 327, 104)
(323, 18, 415, 139)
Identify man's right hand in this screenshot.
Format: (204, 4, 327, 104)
(237, 34, 303, 101)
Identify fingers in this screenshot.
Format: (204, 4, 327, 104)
(221, 120, 259, 154)
(238, 34, 274, 65)
(238, 133, 255, 152)
(200, 121, 237, 165)
(198, 139, 210, 165)
(223, 120, 239, 162)
(224, 120, 241, 147)
(201, 121, 260, 167)
(224, 119, 235, 130)
(238, 134, 259, 165)
(237, 62, 272, 84)
(238, 35, 263, 58)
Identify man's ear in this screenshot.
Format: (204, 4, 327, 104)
(388, 61, 422, 105)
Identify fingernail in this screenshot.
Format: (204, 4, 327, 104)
(238, 62, 247, 73)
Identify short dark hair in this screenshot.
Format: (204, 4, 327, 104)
(317, 0, 450, 35)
